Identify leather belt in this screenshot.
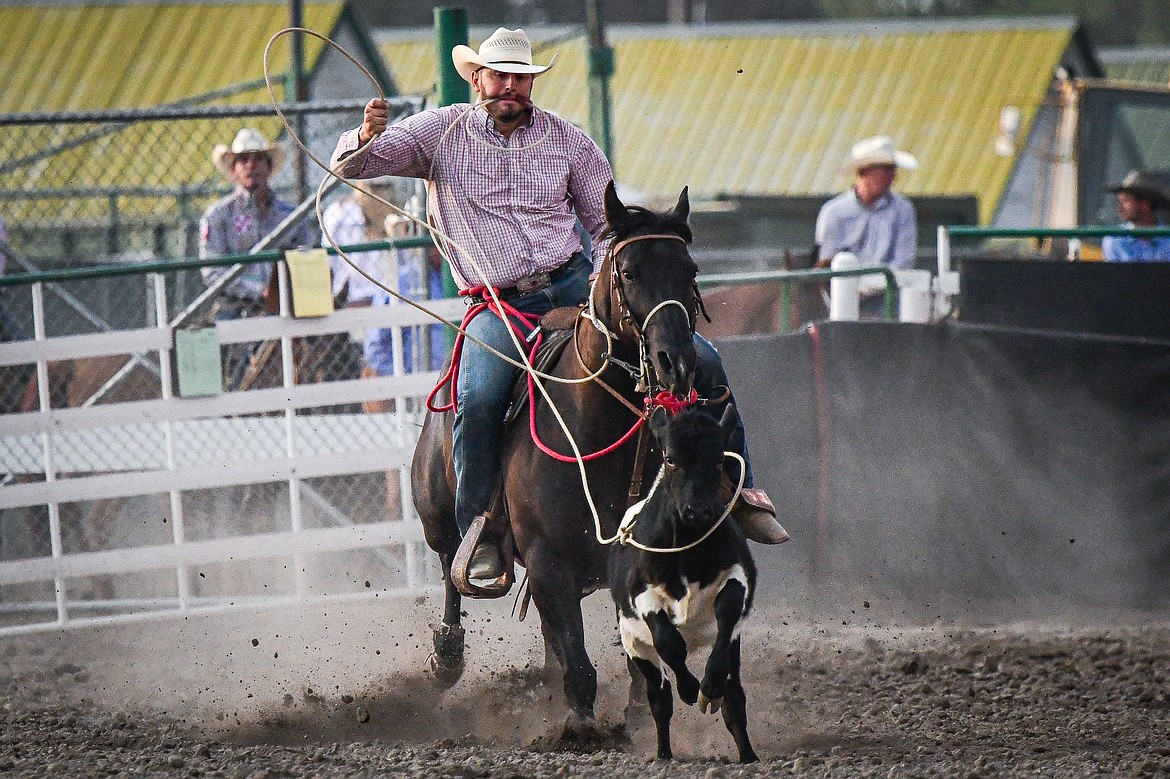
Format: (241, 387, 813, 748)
(495, 253, 583, 301)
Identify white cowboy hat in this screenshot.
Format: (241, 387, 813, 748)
(451, 27, 557, 84)
(212, 128, 286, 178)
(844, 135, 919, 173)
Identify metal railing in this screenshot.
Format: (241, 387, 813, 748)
(698, 265, 899, 328)
(0, 237, 437, 289)
(937, 225, 1170, 274)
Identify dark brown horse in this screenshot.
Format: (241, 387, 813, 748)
(411, 183, 701, 730)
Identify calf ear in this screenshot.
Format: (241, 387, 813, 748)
(649, 406, 671, 441)
(718, 404, 738, 444)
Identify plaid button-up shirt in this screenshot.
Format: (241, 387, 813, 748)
(332, 104, 614, 290)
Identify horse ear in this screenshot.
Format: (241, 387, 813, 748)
(671, 186, 690, 224)
(718, 404, 738, 444)
(604, 181, 627, 231)
(649, 406, 671, 441)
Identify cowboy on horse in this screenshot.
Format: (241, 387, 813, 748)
(330, 27, 784, 593)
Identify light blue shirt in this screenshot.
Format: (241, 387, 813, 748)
(816, 189, 918, 270)
(1102, 222, 1170, 262)
(363, 250, 446, 375)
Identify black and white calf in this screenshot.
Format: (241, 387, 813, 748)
(607, 405, 758, 763)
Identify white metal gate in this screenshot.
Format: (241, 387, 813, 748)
(0, 267, 464, 636)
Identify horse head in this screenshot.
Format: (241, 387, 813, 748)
(647, 405, 738, 533)
(592, 182, 699, 397)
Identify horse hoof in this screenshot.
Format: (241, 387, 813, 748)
(697, 692, 722, 714)
(426, 651, 464, 688)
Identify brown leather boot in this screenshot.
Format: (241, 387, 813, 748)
(467, 537, 504, 580)
(732, 488, 790, 545)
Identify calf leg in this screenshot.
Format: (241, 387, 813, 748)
(720, 639, 758, 763)
(698, 579, 747, 712)
(631, 657, 674, 760)
(645, 611, 701, 705)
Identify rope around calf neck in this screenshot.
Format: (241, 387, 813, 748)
(612, 452, 746, 553)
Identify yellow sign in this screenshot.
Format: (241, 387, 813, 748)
(285, 248, 335, 318)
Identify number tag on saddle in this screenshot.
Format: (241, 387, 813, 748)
(514, 270, 551, 295)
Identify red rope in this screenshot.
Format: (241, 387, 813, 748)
(531, 387, 698, 463)
(426, 289, 701, 464)
(425, 287, 543, 413)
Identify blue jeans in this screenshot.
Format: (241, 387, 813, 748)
(453, 253, 592, 533)
(451, 253, 754, 535)
(693, 334, 754, 489)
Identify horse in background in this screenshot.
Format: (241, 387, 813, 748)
(696, 246, 826, 339)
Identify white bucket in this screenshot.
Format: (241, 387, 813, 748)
(899, 286, 933, 323)
(896, 269, 933, 323)
(829, 252, 860, 321)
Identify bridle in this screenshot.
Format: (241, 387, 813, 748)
(584, 232, 699, 394)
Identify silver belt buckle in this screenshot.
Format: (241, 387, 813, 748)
(514, 270, 551, 295)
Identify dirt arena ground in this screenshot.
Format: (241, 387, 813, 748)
(2, 584, 1170, 778)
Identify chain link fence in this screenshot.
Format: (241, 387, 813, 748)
(0, 99, 454, 620)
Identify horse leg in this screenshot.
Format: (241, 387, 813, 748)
(527, 547, 596, 725)
(719, 639, 758, 764)
(631, 656, 674, 760)
(538, 620, 564, 685)
(623, 659, 649, 735)
(428, 552, 466, 688)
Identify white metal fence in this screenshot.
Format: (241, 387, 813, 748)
(0, 259, 463, 636)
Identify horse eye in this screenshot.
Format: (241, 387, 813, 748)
(621, 270, 635, 282)
(663, 456, 676, 468)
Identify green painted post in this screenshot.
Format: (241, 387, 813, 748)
(585, 0, 615, 162)
(434, 7, 468, 346)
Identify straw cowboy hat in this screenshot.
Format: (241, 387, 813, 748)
(1106, 169, 1170, 207)
(844, 135, 919, 173)
(212, 128, 286, 178)
(451, 27, 557, 84)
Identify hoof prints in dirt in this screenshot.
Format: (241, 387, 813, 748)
(5, 623, 1170, 777)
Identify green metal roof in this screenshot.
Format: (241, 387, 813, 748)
(379, 17, 1080, 224)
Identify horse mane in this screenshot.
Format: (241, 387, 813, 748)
(600, 205, 693, 245)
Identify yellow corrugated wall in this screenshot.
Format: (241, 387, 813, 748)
(0, 2, 344, 224)
(0, 3, 341, 112)
(380, 24, 1071, 224)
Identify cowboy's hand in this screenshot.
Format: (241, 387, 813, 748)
(813, 257, 833, 269)
(358, 98, 389, 144)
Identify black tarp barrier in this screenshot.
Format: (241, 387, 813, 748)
(958, 258, 1170, 340)
(715, 320, 1170, 609)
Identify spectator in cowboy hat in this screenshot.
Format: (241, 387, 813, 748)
(814, 135, 919, 316)
(199, 127, 317, 388)
(330, 25, 784, 584)
(1102, 169, 1170, 262)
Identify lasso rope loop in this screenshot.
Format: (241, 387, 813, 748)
(614, 452, 746, 554)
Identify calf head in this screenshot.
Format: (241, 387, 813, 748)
(648, 405, 738, 531)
